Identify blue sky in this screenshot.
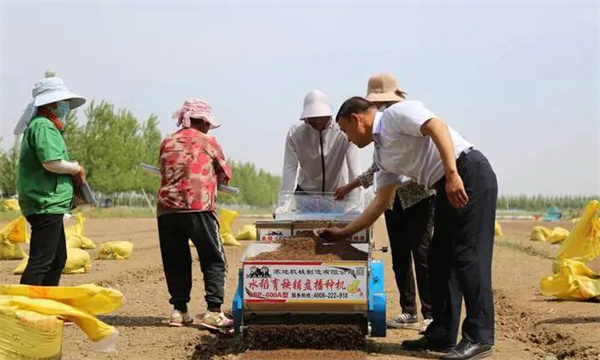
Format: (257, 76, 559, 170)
(1, 1, 598, 195)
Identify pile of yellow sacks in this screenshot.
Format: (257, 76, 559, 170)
(0, 216, 28, 260)
(0, 284, 123, 359)
(14, 248, 91, 275)
(530, 226, 570, 244)
(540, 200, 600, 301)
(12, 213, 95, 274)
(219, 208, 257, 244)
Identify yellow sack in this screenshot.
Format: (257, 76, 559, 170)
(65, 212, 85, 237)
(0, 239, 26, 260)
(235, 224, 257, 240)
(0, 295, 117, 344)
(0, 198, 20, 212)
(14, 248, 91, 275)
(547, 227, 570, 244)
(0, 307, 63, 360)
(13, 257, 27, 274)
(555, 200, 600, 266)
(65, 213, 96, 249)
(0, 284, 122, 315)
(219, 208, 240, 246)
(97, 241, 133, 260)
(64, 248, 91, 274)
(540, 259, 600, 301)
(67, 234, 96, 249)
(494, 221, 503, 237)
(0, 216, 30, 244)
(530, 226, 553, 242)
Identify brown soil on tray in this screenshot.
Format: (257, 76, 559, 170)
(247, 237, 367, 261)
(292, 220, 349, 228)
(245, 324, 365, 350)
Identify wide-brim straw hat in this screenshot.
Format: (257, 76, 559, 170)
(365, 73, 406, 103)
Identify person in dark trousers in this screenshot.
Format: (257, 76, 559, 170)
(15, 77, 87, 286)
(334, 73, 434, 331)
(157, 98, 233, 330)
(321, 95, 497, 360)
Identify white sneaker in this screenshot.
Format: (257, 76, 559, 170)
(387, 313, 420, 329)
(422, 318, 433, 332)
(169, 310, 193, 327)
(199, 311, 233, 330)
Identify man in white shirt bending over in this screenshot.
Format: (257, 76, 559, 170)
(276, 90, 361, 213)
(320, 96, 498, 360)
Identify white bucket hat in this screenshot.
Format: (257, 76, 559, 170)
(300, 89, 333, 120)
(14, 77, 86, 135)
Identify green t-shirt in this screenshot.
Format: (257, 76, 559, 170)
(18, 116, 74, 216)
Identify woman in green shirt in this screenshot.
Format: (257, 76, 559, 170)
(14, 77, 86, 286)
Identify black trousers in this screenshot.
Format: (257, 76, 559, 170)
(424, 149, 498, 346)
(20, 214, 67, 286)
(384, 195, 434, 319)
(157, 212, 227, 312)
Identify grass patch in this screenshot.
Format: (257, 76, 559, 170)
(495, 238, 553, 259)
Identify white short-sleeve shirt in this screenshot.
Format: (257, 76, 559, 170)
(373, 100, 473, 189)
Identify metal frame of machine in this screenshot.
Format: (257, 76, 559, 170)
(232, 194, 386, 339)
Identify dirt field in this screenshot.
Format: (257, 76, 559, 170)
(0, 217, 598, 360)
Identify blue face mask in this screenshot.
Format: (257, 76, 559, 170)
(53, 101, 70, 120)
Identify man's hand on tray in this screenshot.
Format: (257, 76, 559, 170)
(315, 227, 347, 242)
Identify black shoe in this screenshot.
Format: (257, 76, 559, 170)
(440, 339, 493, 360)
(401, 336, 454, 353)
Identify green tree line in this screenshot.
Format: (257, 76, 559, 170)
(497, 195, 599, 212)
(0, 99, 281, 207)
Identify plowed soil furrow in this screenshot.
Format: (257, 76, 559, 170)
(0, 217, 597, 360)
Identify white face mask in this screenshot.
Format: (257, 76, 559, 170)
(377, 104, 388, 112)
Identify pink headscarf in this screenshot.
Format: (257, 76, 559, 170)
(172, 99, 220, 129)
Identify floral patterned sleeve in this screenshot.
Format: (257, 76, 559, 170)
(211, 139, 232, 185)
(357, 162, 378, 188)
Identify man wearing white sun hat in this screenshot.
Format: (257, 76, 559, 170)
(276, 90, 361, 212)
(15, 76, 86, 286)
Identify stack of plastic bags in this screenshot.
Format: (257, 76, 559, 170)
(0, 284, 122, 359)
(530, 226, 570, 244)
(0, 216, 28, 260)
(540, 200, 600, 301)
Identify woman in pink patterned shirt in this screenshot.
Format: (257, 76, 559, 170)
(157, 99, 233, 330)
